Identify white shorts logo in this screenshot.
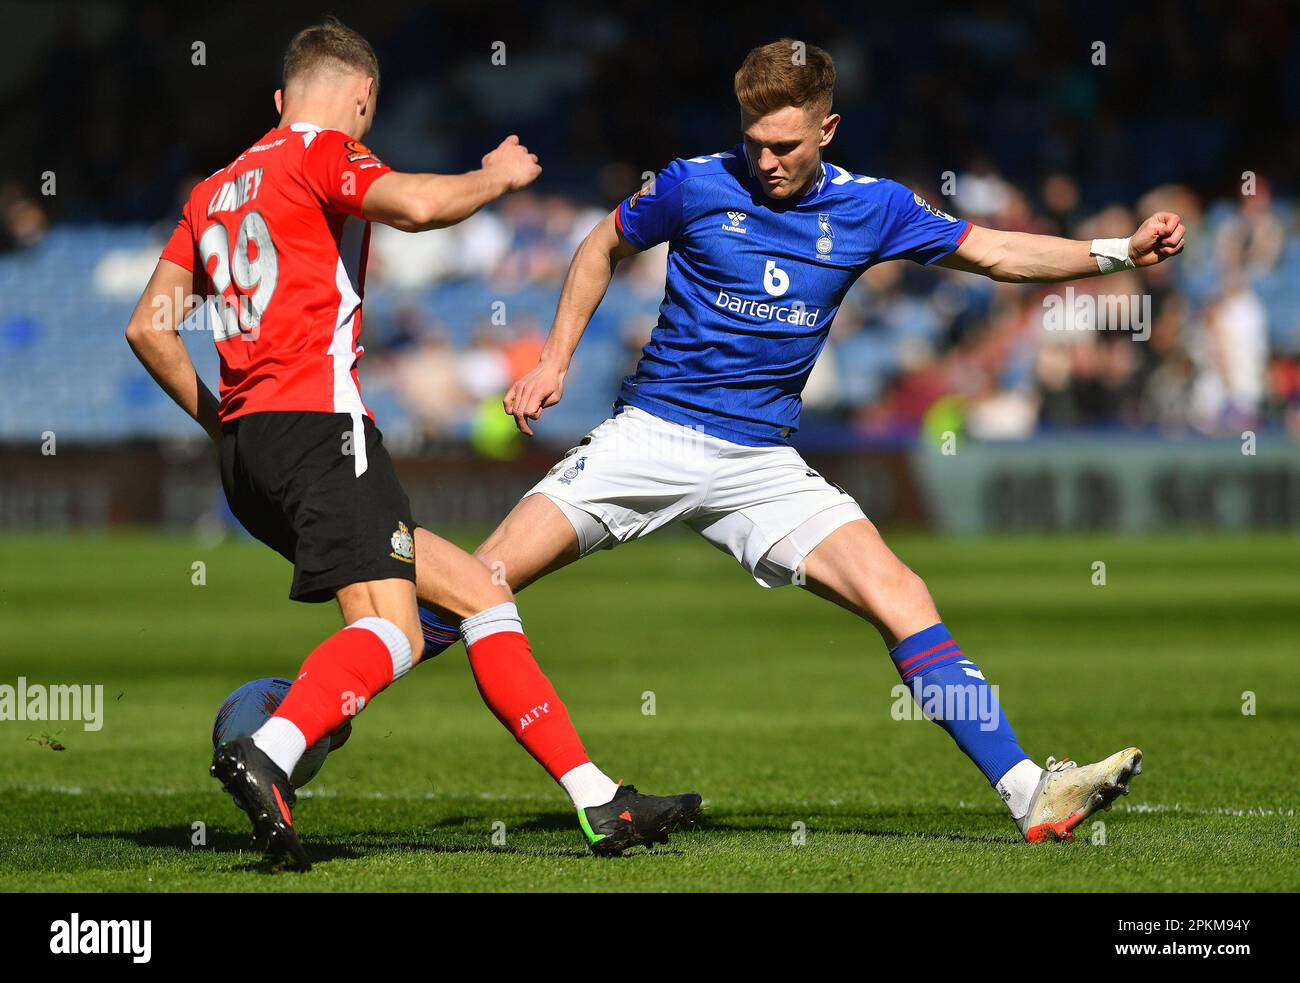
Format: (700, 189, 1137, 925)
(558, 456, 587, 485)
(762, 259, 790, 297)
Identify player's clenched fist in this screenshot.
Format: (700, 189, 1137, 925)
(1129, 211, 1186, 267)
(504, 360, 566, 437)
(483, 134, 542, 192)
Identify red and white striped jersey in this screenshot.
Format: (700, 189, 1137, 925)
(161, 123, 393, 423)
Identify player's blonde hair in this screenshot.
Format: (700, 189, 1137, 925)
(734, 39, 835, 120)
(283, 17, 380, 92)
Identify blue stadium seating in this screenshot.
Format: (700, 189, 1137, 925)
(1, 209, 1296, 444)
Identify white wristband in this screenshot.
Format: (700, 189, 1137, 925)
(1090, 237, 1135, 274)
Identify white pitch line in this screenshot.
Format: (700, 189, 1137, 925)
(953, 798, 1297, 819)
(1112, 802, 1296, 818)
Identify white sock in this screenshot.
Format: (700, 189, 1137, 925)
(252, 716, 307, 778)
(349, 616, 413, 681)
(460, 602, 524, 646)
(559, 762, 620, 810)
(995, 758, 1045, 819)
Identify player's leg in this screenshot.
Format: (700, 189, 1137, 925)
(419, 493, 702, 854)
(415, 414, 707, 853)
(693, 443, 1140, 841)
(418, 411, 656, 659)
(798, 518, 1142, 841)
(795, 517, 937, 646)
(213, 577, 419, 871)
(211, 412, 424, 868)
(416, 491, 584, 651)
(241, 581, 418, 790)
(799, 518, 1035, 782)
(416, 512, 602, 798)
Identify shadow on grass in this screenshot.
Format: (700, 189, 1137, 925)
(63, 811, 602, 868)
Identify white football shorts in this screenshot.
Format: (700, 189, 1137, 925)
(525, 405, 865, 587)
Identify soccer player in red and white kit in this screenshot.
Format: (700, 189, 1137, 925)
(126, 19, 699, 869)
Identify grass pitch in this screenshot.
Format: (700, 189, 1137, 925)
(0, 529, 1296, 891)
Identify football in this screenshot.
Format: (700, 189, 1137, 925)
(211, 677, 350, 787)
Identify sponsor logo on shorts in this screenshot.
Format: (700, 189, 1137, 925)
(389, 521, 415, 563)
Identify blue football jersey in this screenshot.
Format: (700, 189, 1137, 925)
(614, 145, 971, 445)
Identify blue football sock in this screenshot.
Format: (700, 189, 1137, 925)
(890, 623, 1030, 785)
(419, 606, 462, 661)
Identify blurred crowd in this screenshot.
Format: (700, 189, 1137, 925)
(1, 0, 1297, 444)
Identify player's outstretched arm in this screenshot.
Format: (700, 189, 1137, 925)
(124, 258, 222, 443)
(936, 211, 1186, 283)
(504, 210, 639, 436)
(362, 135, 541, 232)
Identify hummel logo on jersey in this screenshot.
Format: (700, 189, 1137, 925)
(723, 210, 748, 234)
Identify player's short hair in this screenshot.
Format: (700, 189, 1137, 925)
(283, 17, 380, 92)
(734, 39, 835, 120)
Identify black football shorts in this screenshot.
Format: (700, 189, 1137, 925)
(219, 411, 417, 602)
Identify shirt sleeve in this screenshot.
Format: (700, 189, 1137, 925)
(159, 202, 201, 273)
(873, 180, 971, 266)
(301, 129, 394, 218)
(614, 158, 689, 250)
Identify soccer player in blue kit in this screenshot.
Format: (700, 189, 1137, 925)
(414, 39, 1186, 841)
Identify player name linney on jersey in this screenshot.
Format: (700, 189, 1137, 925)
(206, 167, 264, 216)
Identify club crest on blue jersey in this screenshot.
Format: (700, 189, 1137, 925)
(816, 213, 834, 255)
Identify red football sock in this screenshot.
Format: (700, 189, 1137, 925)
(463, 604, 590, 781)
(274, 617, 412, 747)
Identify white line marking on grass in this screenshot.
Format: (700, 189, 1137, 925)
(1113, 802, 1296, 818)
(956, 798, 1295, 818)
